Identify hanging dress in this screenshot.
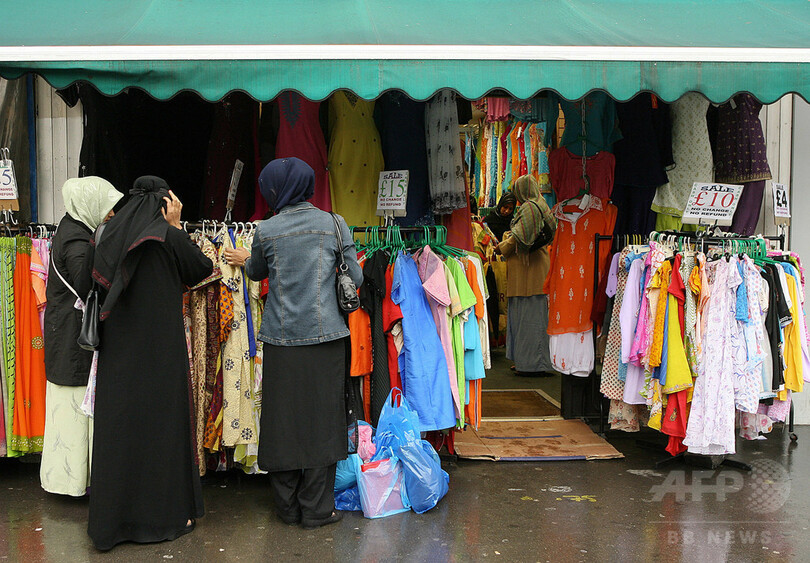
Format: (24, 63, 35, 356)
(328, 92, 384, 227)
(0, 238, 16, 456)
(652, 93, 714, 226)
(10, 236, 47, 453)
(275, 92, 331, 213)
(425, 89, 467, 215)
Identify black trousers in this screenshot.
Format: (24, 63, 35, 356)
(269, 463, 337, 521)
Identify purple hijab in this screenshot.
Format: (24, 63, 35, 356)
(258, 157, 315, 212)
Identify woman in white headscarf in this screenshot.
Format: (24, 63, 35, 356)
(40, 176, 122, 497)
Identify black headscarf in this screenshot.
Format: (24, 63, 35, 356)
(483, 191, 517, 241)
(92, 176, 171, 320)
(259, 157, 315, 212)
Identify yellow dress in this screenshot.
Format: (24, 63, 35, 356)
(328, 92, 385, 227)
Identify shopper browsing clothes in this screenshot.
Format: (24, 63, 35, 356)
(497, 175, 557, 377)
(224, 158, 363, 529)
(87, 177, 213, 550)
(483, 191, 517, 242)
(41, 177, 123, 497)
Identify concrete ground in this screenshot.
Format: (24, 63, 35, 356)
(1, 426, 806, 562)
(1, 354, 804, 562)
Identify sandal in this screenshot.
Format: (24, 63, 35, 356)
(177, 519, 196, 538)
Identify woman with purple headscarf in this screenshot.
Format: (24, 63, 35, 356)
(225, 158, 363, 529)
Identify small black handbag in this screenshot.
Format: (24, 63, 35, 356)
(330, 212, 360, 313)
(77, 286, 100, 351)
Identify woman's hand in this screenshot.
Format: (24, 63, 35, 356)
(224, 247, 251, 267)
(162, 190, 183, 229)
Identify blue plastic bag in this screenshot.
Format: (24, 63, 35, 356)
(356, 447, 411, 519)
(373, 389, 421, 458)
(335, 485, 362, 512)
(398, 439, 450, 513)
(335, 453, 362, 492)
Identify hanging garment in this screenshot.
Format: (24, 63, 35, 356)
(553, 92, 622, 157)
(683, 259, 742, 456)
(709, 93, 772, 235)
(218, 231, 259, 448)
(10, 237, 46, 453)
(652, 93, 714, 220)
(545, 196, 617, 335)
(270, 92, 331, 214)
(375, 93, 433, 225)
(548, 148, 616, 201)
(417, 247, 461, 420)
(0, 239, 16, 456)
(391, 252, 456, 432)
(201, 93, 260, 222)
(328, 92, 385, 227)
(425, 89, 467, 215)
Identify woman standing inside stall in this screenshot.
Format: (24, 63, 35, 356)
(497, 175, 557, 377)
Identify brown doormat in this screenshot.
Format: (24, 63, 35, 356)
(482, 390, 560, 419)
(455, 419, 623, 461)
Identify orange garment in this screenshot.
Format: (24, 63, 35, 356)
(219, 282, 234, 343)
(10, 239, 46, 453)
(544, 197, 617, 335)
(648, 261, 672, 368)
(348, 309, 372, 377)
(465, 259, 485, 320)
(349, 254, 373, 378)
(464, 379, 482, 431)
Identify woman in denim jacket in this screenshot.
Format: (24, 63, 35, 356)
(225, 158, 363, 529)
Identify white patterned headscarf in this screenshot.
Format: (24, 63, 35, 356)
(62, 176, 124, 230)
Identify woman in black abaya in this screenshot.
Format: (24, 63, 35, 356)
(88, 176, 213, 551)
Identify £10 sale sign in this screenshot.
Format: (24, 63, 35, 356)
(681, 183, 744, 226)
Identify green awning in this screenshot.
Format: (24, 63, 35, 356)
(1, 0, 809, 103)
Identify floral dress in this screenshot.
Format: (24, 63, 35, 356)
(683, 258, 743, 455)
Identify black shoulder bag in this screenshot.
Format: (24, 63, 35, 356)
(330, 212, 360, 313)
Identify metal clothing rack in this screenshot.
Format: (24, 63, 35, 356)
(590, 230, 795, 468)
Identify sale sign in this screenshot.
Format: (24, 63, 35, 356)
(772, 182, 790, 219)
(376, 170, 409, 216)
(681, 183, 744, 226)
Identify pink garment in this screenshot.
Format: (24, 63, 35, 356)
(629, 255, 653, 366)
(768, 393, 791, 422)
(252, 92, 331, 219)
(485, 97, 511, 122)
(621, 258, 647, 405)
(416, 247, 461, 417)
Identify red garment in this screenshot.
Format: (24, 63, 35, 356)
(548, 147, 615, 201)
(382, 265, 404, 390)
(253, 93, 331, 219)
(662, 389, 689, 456)
(440, 181, 474, 251)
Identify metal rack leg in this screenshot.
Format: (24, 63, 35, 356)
(789, 401, 798, 442)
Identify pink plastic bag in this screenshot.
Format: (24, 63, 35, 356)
(356, 451, 411, 519)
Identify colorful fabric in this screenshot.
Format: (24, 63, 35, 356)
(10, 237, 47, 453)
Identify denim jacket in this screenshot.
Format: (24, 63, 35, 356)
(246, 202, 363, 346)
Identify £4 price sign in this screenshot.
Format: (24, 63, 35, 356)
(681, 182, 744, 227)
(772, 182, 790, 219)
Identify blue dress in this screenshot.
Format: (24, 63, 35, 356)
(391, 252, 456, 431)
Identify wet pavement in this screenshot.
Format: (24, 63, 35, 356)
(0, 426, 807, 562)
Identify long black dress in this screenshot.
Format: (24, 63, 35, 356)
(88, 226, 213, 550)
